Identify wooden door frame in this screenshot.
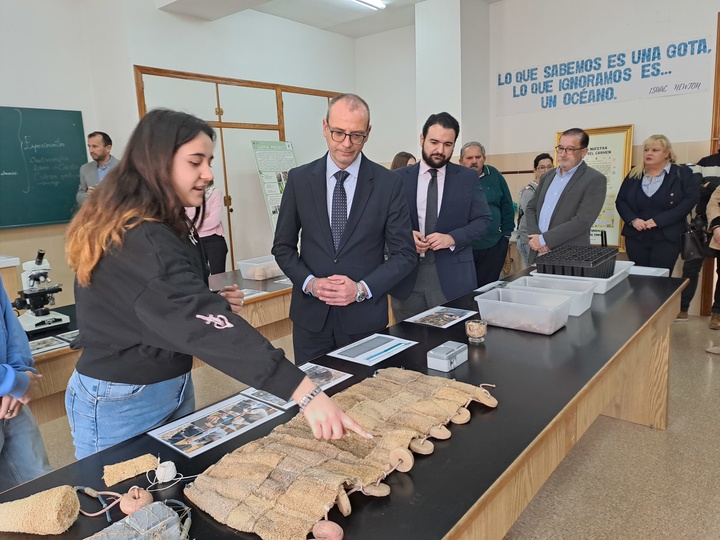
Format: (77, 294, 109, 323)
(700, 13, 720, 316)
(132, 65, 337, 270)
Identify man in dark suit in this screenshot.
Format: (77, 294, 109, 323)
(272, 94, 416, 362)
(525, 128, 607, 262)
(390, 112, 491, 322)
(76, 131, 119, 205)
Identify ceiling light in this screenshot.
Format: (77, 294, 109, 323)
(352, 0, 386, 10)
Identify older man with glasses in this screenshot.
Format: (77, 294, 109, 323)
(524, 128, 607, 263)
(459, 141, 515, 287)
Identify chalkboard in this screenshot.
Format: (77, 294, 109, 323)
(0, 106, 87, 229)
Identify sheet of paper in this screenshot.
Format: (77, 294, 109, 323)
(56, 329, 79, 342)
(241, 363, 352, 409)
(29, 336, 68, 354)
(404, 306, 477, 329)
(241, 288, 269, 300)
(148, 394, 283, 457)
(327, 334, 417, 366)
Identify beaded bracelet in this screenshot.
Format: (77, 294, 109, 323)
(299, 386, 322, 412)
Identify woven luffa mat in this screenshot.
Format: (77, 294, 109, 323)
(185, 367, 497, 540)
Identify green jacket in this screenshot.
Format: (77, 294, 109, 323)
(472, 164, 515, 250)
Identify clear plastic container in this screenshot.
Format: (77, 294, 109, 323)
(531, 260, 634, 294)
(474, 288, 572, 335)
(506, 276, 596, 316)
(237, 255, 283, 280)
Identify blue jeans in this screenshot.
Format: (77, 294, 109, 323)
(65, 371, 195, 459)
(0, 407, 52, 491)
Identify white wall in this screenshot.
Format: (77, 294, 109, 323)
(2, 0, 720, 303)
(0, 0, 361, 304)
(356, 25, 417, 162)
(124, 2, 355, 95)
(0, 1, 95, 138)
(488, 0, 720, 153)
(415, 0, 464, 138)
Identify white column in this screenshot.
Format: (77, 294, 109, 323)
(415, 0, 491, 150)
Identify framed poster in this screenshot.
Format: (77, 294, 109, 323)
(251, 141, 296, 233)
(555, 124, 633, 248)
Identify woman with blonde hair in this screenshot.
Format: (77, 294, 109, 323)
(616, 134, 699, 274)
(65, 109, 369, 458)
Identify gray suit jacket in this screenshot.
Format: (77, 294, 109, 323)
(525, 161, 607, 262)
(76, 155, 120, 205)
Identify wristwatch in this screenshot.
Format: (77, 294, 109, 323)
(355, 282, 367, 303)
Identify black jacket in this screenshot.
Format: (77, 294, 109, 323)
(73, 221, 303, 400)
(616, 163, 699, 242)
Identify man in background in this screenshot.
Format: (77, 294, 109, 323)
(517, 153, 554, 267)
(390, 112, 491, 321)
(525, 128, 607, 262)
(459, 141, 515, 287)
(0, 276, 52, 491)
(272, 94, 416, 362)
(677, 150, 720, 328)
(76, 131, 119, 205)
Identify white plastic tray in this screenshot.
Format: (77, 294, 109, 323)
(506, 276, 596, 316)
(629, 265, 670, 277)
(474, 288, 572, 335)
(531, 260, 634, 294)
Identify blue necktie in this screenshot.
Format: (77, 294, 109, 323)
(331, 170, 349, 251)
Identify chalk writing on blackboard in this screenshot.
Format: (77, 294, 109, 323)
(0, 106, 86, 228)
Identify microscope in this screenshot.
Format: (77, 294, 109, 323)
(12, 250, 70, 334)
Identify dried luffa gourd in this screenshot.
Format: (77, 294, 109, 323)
(185, 367, 497, 540)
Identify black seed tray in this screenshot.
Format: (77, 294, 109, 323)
(535, 245, 618, 278)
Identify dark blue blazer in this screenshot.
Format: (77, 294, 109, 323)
(390, 162, 491, 302)
(272, 153, 416, 334)
(616, 163, 699, 242)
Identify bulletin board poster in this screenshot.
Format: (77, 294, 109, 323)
(496, 37, 712, 115)
(251, 141, 296, 232)
(555, 125, 633, 247)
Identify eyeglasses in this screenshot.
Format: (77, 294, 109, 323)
(328, 129, 367, 145)
(536, 165, 554, 171)
(555, 146, 587, 154)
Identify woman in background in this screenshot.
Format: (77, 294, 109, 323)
(65, 109, 370, 458)
(186, 180, 229, 275)
(517, 153, 554, 267)
(616, 134, 698, 274)
(390, 151, 416, 170)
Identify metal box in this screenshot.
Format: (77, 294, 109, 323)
(427, 341, 468, 372)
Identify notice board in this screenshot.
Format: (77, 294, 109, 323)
(0, 106, 86, 228)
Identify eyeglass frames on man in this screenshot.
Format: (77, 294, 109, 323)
(536, 164, 554, 171)
(328, 129, 367, 145)
(555, 146, 587, 154)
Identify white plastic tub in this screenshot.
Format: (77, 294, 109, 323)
(506, 276, 596, 316)
(237, 255, 283, 280)
(531, 260, 634, 294)
(474, 288, 572, 335)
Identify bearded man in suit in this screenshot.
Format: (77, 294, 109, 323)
(390, 112, 491, 321)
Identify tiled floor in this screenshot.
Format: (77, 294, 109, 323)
(505, 314, 720, 539)
(37, 319, 720, 538)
